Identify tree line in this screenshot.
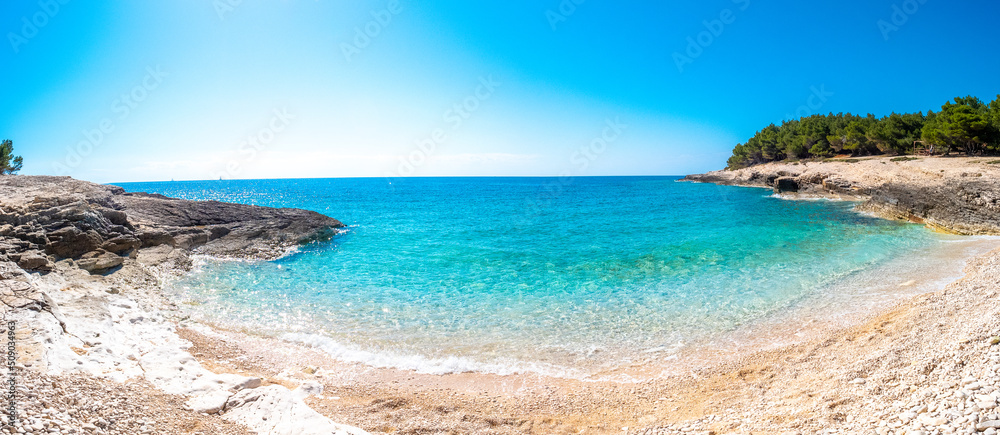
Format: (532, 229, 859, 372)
(726, 95, 1000, 169)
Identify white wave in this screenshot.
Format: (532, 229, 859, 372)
(282, 332, 579, 378)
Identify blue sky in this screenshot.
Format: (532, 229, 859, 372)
(2, 0, 998, 182)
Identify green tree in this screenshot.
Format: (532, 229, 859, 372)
(868, 112, 925, 155)
(722, 94, 999, 169)
(921, 97, 990, 155)
(798, 115, 832, 155)
(0, 140, 23, 175)
(990, 95, 1000, 128)
(987, 95, 1000, 152)
(809, 140, 834, 157)
(842, 120, 877, 156)
(826, 133, 846, 152)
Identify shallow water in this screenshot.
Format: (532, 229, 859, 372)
(116, 177, 986, 379)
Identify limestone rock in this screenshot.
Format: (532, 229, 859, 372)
(224, 385, 369, 435)
(101, 235, 141, 254)
(684, 158, 1000, 234)
(1, 176, 345, 269)
(185, 390, 233, 415)
(76, 250, 124, 273)
(15, 251, 51, 271)
(45, 227, 103, 258)
(136, 228, 175, 248)
(978, 421, 1000, 431)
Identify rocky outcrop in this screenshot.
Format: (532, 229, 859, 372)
(0, 176, 344, 274)
(855, 178, 1000, 235)
(683, 157, 1000, 235)
(117, 191, 343, 258)
(0, 175, 364, 434)
(683, 168, 869, 197)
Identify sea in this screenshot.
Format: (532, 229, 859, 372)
(115, 176, 993, 381)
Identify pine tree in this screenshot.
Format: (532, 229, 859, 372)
(921, 98, 990, 156)
(0, 140, 23, 175)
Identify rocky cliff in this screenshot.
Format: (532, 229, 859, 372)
(683, 156, 1000, 235)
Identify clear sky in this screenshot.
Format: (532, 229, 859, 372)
(2, 1, 998, 182)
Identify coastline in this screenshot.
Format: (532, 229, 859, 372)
(3, 164, 1000, 434)
(681, 156, 1000, 235)
(148, 239, 1000, 434)
(1, 176, 366, 435)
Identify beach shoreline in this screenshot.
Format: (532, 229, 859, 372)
(164, 238, 1000, 434)
(4, 159, 1000, 434)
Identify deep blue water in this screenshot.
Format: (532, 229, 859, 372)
(116, 177, 954, 378)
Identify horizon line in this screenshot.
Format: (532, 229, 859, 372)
(105, 174, 694, 184)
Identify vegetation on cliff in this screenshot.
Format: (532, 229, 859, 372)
(726, 95, 1000, 169)
(0, 139, 22, 175)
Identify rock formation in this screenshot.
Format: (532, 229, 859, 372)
(683, 157, 1000, 235)
(0, 175, 364, 435)
(0, 176, 344, 274)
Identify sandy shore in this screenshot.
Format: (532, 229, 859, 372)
(152, 239, 1000, 434)
(5, 159, 1000, 434)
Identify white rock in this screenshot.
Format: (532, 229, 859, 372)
(224, 386, 368, 435)
(292, 381, 324, 399)
(918, 415, 947, 426)
(185, 390, 233, 414)
(977, 420, 1000, 431)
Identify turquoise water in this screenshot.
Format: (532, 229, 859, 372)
(116, 177, 956, 378)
